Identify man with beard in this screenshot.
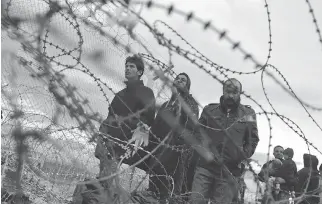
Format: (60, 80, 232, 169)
(145, 73, 199, 204)
(189, 78, 259, 204)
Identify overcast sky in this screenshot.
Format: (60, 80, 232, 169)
(133, 0, 322, 165)
(2, 0, 322, 167)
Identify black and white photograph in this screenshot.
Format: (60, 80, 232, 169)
(1, 0, 322, 203)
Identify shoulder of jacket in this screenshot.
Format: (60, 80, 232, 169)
(204, 103, 220, 111)
(242, 104, 255, 112)
(244, 104, 252, 108)
(116, 88, 125, 95)
(138, 85, 154, 95)
(243, 104, 253, 109)
(143, 85, 154, 93)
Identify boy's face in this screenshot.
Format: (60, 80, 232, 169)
(283, 154, 290, 160)
(125, 62, 141, 81)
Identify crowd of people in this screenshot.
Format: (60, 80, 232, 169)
(74, 55, 321, 204)
(258, 145, 322, 204)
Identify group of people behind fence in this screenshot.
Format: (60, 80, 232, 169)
(258, 145, 322, 204)
(73, 55, 321, 204)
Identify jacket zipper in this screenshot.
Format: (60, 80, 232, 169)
(226, 109, 231, 128)
(221, 109, 231, 159)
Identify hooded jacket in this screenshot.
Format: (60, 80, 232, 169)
(296, 154, 320, 204)
(196, 96, 259, 175)
(148, 73, 199, 175)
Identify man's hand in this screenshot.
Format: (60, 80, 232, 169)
(82, 180, 112, 204)
(171, 83, 178, 95)
(99, 115, 119, 133)
(106, 114, 119, 125)
(128, 122, 149, 156)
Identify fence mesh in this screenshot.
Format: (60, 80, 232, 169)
(1, 0, 322, 204)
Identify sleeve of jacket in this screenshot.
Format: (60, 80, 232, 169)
(275, 160, 298, 187)
(243, 106, 259, 158)
(295, 168, 308, 193)
(138, 88, 156, 127)
(194, 105, 210, 143)
(99, 93, 119, 134)
(193, 105, 220, 159)
(181, 97, 200, 132)
(127, 87, 156, 128)
(107, 92, 119, 118)
(149, 102, 169, 143)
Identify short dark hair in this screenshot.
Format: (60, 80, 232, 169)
(223, 78, 242, 92)
(125, 54, 145, 77)
(273, 145, 284, 151)
(283, 148, 294, 158)
(319, 164, 322, 171)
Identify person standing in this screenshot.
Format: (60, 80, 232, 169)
(273, 148, 298, 200)
(147, 73, 199, 204)
(258, 145, 285, 202)
(190, 78, 259, 204)
(95, 54, 156, 180)
(296, 154, 320, 204)
(258, 145, 284, 182)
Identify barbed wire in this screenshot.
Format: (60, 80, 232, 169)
(2, 0, 322, 204)
(1, 3, 314, 204)
(304, 0, 322, 51)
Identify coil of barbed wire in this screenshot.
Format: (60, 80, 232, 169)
(2, 0, 322, 204)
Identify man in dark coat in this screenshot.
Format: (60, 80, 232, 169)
(189, 78, 259, 204)
(258, 145, 284, 182)
(95, 54, 156, 176)
(147, 72, 199, 204)
(274, 148, 298, 192)
(296, 154, 320, 204)
(258, 145, 285, 202)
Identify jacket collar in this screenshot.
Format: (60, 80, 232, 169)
(219, 96, 240, 114)
(124, 80, 144, 89)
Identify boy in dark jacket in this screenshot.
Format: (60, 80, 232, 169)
(296, 154, 320, 204)
(95, 55, 156, 174)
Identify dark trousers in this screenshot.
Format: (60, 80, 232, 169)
(190, 166, 239, 204)
(148, 151, 189, 204)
